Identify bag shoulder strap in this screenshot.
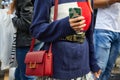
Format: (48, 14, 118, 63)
(87, 0, 93, 13)
(49, 0, 58, 52)
(30, 0, 58, 52)
(54, 0, 58, 20)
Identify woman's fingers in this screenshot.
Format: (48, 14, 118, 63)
(69, 16, 86, 32)
(69, 16, 85, 23)
(73, 24, 86, 31)
(71, 20, 86, 27)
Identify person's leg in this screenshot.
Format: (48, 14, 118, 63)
(14, 50, 21, 80)
(9, 67, 16, 80)
(15, 47, 36, 80)
(101, 32, 120, 80)
(4, 70, 9, 80)
(94, 29, 114, 80)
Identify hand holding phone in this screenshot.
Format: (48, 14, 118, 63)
(69, 7, 85, 32)
(69, 7, 86, 43)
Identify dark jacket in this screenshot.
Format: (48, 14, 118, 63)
(12, 0, 33, 47)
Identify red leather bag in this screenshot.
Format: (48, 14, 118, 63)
(24, 0, 58, 76)
(24, 40, 53, 76)
(25, 51, 53, 76)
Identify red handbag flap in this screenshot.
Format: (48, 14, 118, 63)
(25, 50, 47, 64)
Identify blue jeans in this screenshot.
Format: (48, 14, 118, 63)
(94, 29, 120, 80)
(15, 43, 43, 80)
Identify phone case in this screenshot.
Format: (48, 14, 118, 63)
(69, 7, 82, 18)
(69, 7, 85, 44)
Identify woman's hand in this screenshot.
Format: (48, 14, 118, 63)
(7, 0, 16, 14)
(7, 10, 13, 14)
(94, 69, 102, 80)
(69, 16, 86, 32)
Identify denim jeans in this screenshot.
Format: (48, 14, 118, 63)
(94, 29, 120, 80)
(15, 42, 44, 80)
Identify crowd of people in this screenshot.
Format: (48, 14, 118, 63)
(0, 0, 120, 80)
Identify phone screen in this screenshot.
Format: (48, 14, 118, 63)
(69, 7, 82, 18)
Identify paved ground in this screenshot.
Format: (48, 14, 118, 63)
(110, 74, 120, 80)
(110, 67, 120, 80)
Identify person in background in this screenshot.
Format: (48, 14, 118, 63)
(30, 0, 101, 80)
(7, 0, 39, 79)
(1, 0, 12, 9)
(94, 0, 120, 80)
(0, 0, 14, 80)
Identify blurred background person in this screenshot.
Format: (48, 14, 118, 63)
(94, 0, 120, 80)
(7, 0, 39, 79)
(1, 0, 12, 9)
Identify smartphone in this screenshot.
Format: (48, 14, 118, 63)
(69, 7, 85, 44)
(69, 7, 82, 18)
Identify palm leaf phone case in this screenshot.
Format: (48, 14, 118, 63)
(69, 7, 82, 18)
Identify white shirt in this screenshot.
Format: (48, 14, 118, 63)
(95, 3, 120, 32)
